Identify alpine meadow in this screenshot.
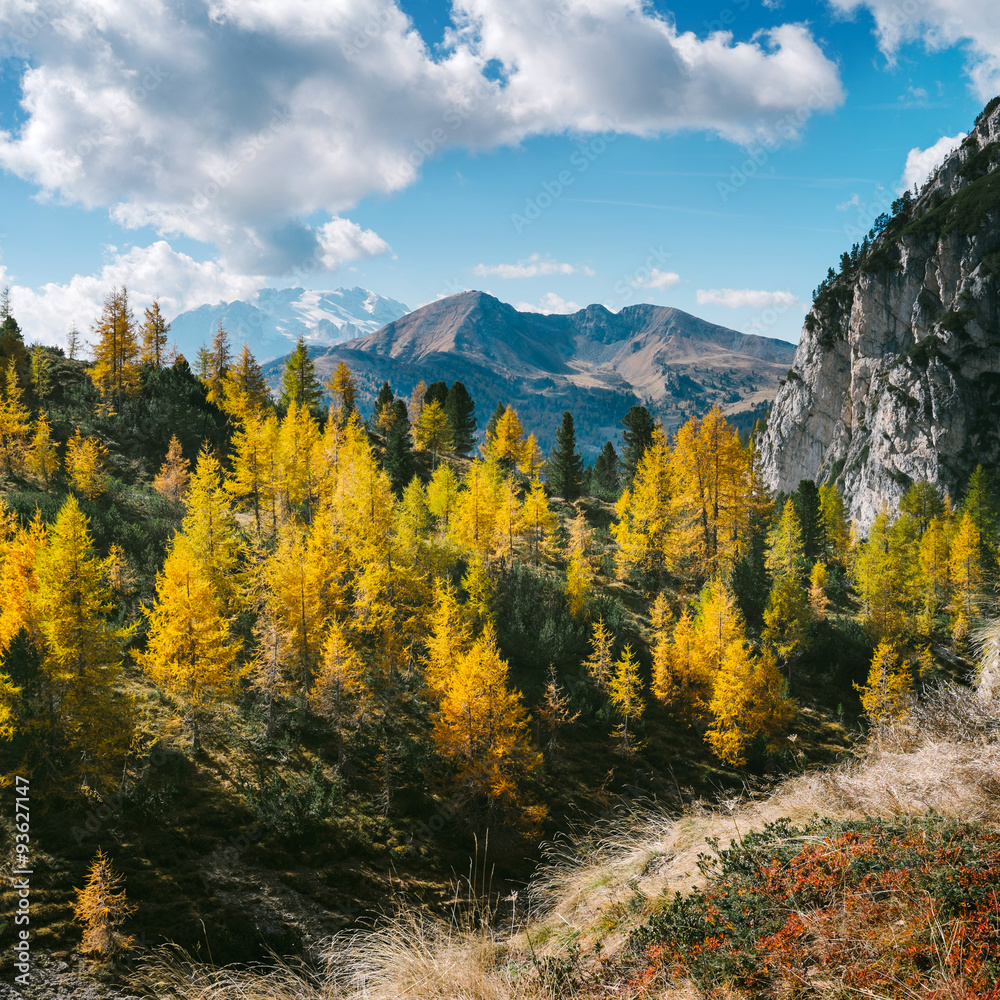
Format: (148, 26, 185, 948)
(4, 3, 1000, 999)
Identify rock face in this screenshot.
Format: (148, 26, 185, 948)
(279, 290, 795, 455)
(760, 98, 1000, 529)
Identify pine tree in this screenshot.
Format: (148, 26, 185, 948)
(327, 360, 357, 426)
(592, 440, 621, 498)
(90, 286, 140, 406)
(72, 848, 136, 956)
(281, 336, 323, 410)
(791, 479, 826, 562)
(854, 641, 913, 724)
(609, 644, 644, 755)
(484, 401, 506, 443)
(383, 401, 415, 494)
(547, 411, 584, 500)
(140, 299, 170, 368)
(152, 435, 191, 502)
(621, 405, 654, 482)
(444, 380, 477, 456)
(65, 428, 109, 500)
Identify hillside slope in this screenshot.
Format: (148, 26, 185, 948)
(761, 97, 1000, 528)
(269, 291, 795, 454)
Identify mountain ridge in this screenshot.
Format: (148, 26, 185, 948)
(271, 290, 796, 455)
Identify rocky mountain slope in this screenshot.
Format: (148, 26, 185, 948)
(761, 97, 1000, 528)
(277, 291, 795, 454)
(168, 286, 409, 363)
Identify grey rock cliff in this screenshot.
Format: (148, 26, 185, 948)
(760, 98, 1000, 529)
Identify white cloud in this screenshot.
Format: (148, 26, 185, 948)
(631, 268, 681, 290)
(836, 193, 862, 210)
(515, 292, 581, 314)
(696, 287, 801, 309)
(1, 242, 264, 351)
(900, 132, 967, 192)
(0, 1, 844, 276)
(474, 254, 593, 278)
(829, 0, 1000, 98)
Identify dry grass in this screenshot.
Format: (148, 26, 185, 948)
(129, 680, 1000, 1000)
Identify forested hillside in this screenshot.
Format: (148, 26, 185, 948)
(0, 281, 997, 998)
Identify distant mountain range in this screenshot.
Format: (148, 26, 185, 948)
(261, 290, 797, 455)
(167, 286, 410, 363)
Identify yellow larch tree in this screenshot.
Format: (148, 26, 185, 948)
(565, 512, 595, 618)
(426, 462, 460, 531)
(309, 619, 368, 766)
(263, 521, 332, 692)
(90, 286, 141, 406)
(818, 482, 851, 565)
(27, 412, 59, 487)
(518, 433, 545, 479)
(650, 592, 675, 704)
(424, 578, 473, 697)
(227, 414, 279, 535)
(433, 625, 544, 836)
(139, 299, 170, 368)
(671, 406, 754, 579)
(517, 478, 557, 566)
(139, 533, 238, 747)
(853, 507, 907, 641)
(221, 343, 270, 423)
(276, 401, 322, 523)
(451, 460, 503, 560)
(854, 641, 914, 725)
(72, 848, 136, 956)
(200, 322, 231, 408)
(584, 617, 615, 691)
(668, 608, 700, 711)
(0, 508, 43, 659)
(807, 561, 830, 622)
(918, 514, 953, 621)
(612, 426, 674, 581)
(949, 511, 983, 619)
(494, 475, 522, 562)
(0, 365, 31, 478)
(693, 577, 746, 679)
(328, 361, 358, 428)
(482, 405, 528, 469)
(182, 445, 241, 600)
(609, 644, 644, 755)
(152, 434, 191, 502)
(30, 495, 133, 780)
(414, 399, 453, 468)
(707, 641, 793, 767)
(65, 428, 109, 500)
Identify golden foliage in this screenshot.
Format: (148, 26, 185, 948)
(72, 848, 136, 956)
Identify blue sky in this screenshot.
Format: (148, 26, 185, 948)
(0, 0, 994, 347)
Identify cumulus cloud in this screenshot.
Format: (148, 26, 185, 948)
(631, 268, 681, 290)
(515, 292, 582, 314)
(900, 132, 967, 192)
(829, 0, 1000, 98)
(474, 254, 593, 278)
(1, 242, 265, 350)
(0, 1, 844, 276)
(696, 287, 801, 309)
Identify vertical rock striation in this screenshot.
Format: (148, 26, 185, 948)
(760, 98, 1000, 529)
